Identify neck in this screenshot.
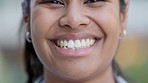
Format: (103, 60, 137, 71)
(44, 65, 115, 83)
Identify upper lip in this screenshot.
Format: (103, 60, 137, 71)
(50, 33, 101, 41)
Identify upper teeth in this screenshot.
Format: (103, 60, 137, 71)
(56, 39, 96, 49)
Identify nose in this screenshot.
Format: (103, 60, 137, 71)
(59, 5, 90, 29)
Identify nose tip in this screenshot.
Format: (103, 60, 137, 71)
(60, 15, 90, 29)
(59, 10, 90, 29)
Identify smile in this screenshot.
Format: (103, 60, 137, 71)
(54, 38, 96, 50)
(48, 33, 101, 57)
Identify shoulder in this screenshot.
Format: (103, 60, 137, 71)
(116, 76, 127, 83)
(34, 76, 43, 83)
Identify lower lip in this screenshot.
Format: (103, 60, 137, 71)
(48, 40, 100, 57)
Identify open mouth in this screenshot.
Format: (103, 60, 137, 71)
(48, 34, 101, 57)
(53, 38, 97, 50)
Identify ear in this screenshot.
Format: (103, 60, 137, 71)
(26, 21, 31, 33)
(22, 7, 30, 33)
(21, 0, 31, 33)
(120, 0, 129, 34)
(22, 15, 30, 33)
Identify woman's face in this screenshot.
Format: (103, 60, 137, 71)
(29, 0, 127, 81)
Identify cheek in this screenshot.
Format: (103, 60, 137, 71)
(29, 6, 60, 64)
(31, 6, 58, 35)
(92, 4, 120, 41)
(91, 5, 120, 64)
(31, 7, 47, 38)
(30, 6, 65, 43)
(30, 6, 63, 43)
(96, 8, 120, 36)
(30, 6, 69, 69)
(89, 2, 120, 37)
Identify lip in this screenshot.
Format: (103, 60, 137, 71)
(50, 33, 101, 41)
(48, 33, 101, 58)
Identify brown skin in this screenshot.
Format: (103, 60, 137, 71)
(26, 0, 128, 83)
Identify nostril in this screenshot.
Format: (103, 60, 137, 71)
(59, 24, 71, 28)
(64, 25, 70, 27)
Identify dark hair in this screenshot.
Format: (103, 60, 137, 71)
(22, 0, 126, 83)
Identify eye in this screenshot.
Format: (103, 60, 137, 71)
(84, 0, 105, 4)
(84, 0, 106, 7)
(40, 0, 64, 5)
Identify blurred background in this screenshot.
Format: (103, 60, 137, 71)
(0, 0, 148, 83)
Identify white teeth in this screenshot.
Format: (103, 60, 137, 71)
(63, 40, 68, 49)
(68, 40, 74, 49)
(57, 40, 60, 46)
(75, 40, 81, 49)
(86, 39, 90, 47)
(81, 39, 86, 48)
(56, 39, 96, 49)
(90, 39, 95, 46)
(60, 40, 64, 48)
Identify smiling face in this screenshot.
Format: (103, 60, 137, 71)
(28, 0, 127, 82)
